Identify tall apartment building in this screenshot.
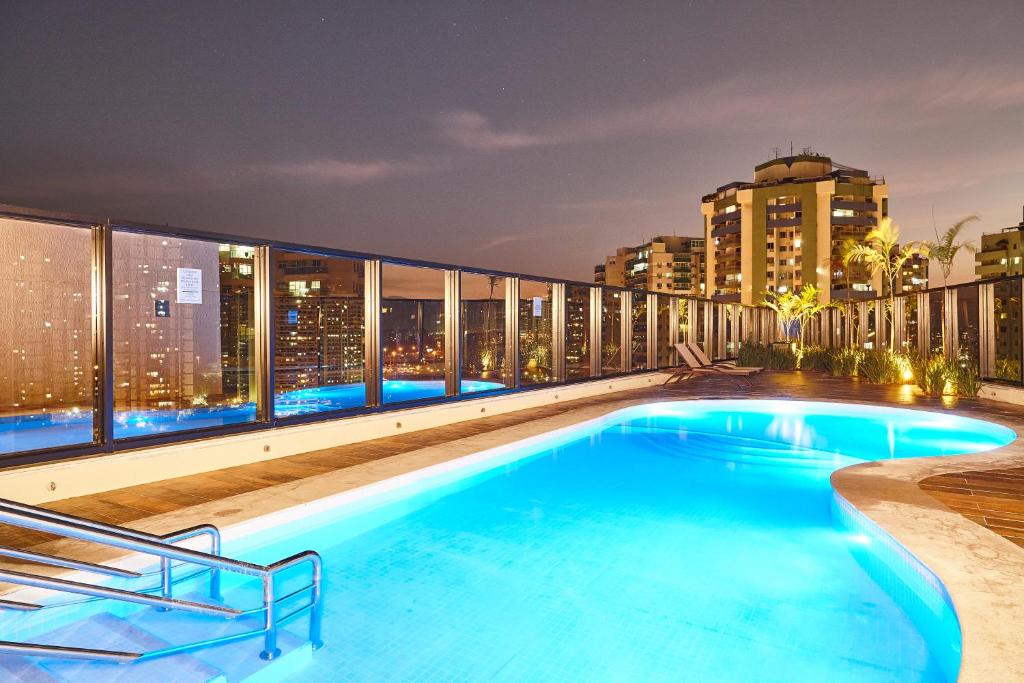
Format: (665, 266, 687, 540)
(898, 253, 929, 293)
(274, 253, 365, 393)
(975, 207, 1024, 279)
(593, 236, 705, 295)
(701, 153, 888, 304)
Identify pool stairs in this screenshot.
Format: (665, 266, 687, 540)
(0, 497, 323, 681)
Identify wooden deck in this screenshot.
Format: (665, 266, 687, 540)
(3, 370, 1024, 558)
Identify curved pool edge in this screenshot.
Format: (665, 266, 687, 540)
(4, 394, 1024, 681)
(831, 443, 1024, 683)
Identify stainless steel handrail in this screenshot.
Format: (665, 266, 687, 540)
(0, 568, 241, 617)
(0, 498, 223, 600)
(0, 498, 324, 664)
(0, 545, 142, 579)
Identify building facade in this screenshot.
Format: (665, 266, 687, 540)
(594, 236, 705, 295)
(975, 207, 1024, 279)
(701, 154, 888, 304)
(897, 252, 929, 293)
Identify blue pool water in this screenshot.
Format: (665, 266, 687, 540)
(225, 400, 1010, 682)
(5, 400, 1014, 682)
(0, 380, 503, 454)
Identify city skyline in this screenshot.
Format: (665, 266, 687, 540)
(2, 2, 1023, 285)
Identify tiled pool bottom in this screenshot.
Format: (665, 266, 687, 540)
(219, 401, 1008, 682)
(0, 380, 503, 454)
(8, 400, 1009, 681)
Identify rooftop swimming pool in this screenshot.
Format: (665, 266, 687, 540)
(0, 379, 504, 454)
(4, 400, 1015, 681)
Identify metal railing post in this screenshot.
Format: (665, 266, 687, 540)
(91, 223, 113, 448)
(979, 283, 995, 378)
(505, 277, 520, 388)
(364, 259, 382, 407)
(253, 245, 274, 422)
(621, 291, 632, 372)
(444, 269, 462, 397)
(647, 293, 657, 370)
(590, 287, 602, 377)
(260, 574, 280, 660)
(552, 282, 566, 382)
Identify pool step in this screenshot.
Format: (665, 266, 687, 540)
(1, 585, 313, 682)
(26, 612, 227, 682)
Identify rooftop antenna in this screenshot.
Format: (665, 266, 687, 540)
(771, 146, 781, 159)
(789, 141, 794, 156)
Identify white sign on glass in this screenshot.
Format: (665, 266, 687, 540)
(532, 296, 543, 317)
(176, 268, 203, 305)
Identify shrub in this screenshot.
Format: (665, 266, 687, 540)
(737, 343, 796, 370)
(859, 349, 903, 384)
(827, 347, 861, 377)
(950, 356, 981, 397)
(798, 345, 830, 372)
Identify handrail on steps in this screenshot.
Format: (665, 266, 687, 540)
(0, 497, 324, 663)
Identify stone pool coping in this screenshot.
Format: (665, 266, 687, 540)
(4, 390, 1024, 681)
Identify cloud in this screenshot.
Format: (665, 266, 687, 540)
(437, 65, 1024, 152)
(254, 156, 445, 185)
(436, 111, 548, 151)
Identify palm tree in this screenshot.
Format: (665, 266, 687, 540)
(921, 215, 979, 286)
(842, 218, 923, 349)
(794, 284, 828, 348)
(762, 284, 826, 349)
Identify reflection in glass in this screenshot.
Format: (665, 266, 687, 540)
(657, 295, 673, 368)
(461, 272, 506, 394)
(519, 279, 553, 385)
(382, 263, 447, 404)
(112, 233, 256, 439)
(956, 286, 979, 366)
(904, 295, 918, 353)
(273, 251, 365, 416)
(631, 294, 648, 370)
(601, 289, 622, 374)
(865, 301, 877, 350)
(993, 280, 1022, 383)
(929, 291, 944, 355)
(565, 285, 591, 379)
(0, 218, 95, 454)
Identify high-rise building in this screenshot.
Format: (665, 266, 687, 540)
(273, 253, 365, 393)
(898, 252, 929, 293)
(701, 153, 888, 304)
(593, 236, 705, 295)
(975, 207, 1024, 279)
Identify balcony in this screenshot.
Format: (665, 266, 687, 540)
(767, 216, 802, 229)
(831, 215, 877, 227)
(765, 202, 801, 214)
(831, 200, 878, 212)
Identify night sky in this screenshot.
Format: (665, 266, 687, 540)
(2, 1, 1022, 284)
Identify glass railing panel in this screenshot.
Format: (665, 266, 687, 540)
(565, 284, 591, 380)
(519, 279, 553, 386)
(676, 298, 689, 350)
(601, 289, 622, 374)
(656, 295, 673, 367)
(904, 294, 918, 353)
(272, 250, 365, 417)
(461, 272, 506, 394)
(112, 232, 256, 439)
(865, 300, 878, 350)
(0, 218, 96, 455)
(381, 263, 446, 404)
(992, 279, 1022, 383)
(929, 290, 944, 355)
(955, 285, 979, 367)
(695, 300, 707, 351)
(630, 293, 647, 370)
